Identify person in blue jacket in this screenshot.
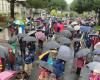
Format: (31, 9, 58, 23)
(24, 51, 34, 74)
(53, 59, 65, 79)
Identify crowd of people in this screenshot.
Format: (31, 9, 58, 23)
(0, 16, 99, 80)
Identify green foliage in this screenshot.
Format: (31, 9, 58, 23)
(26, 0, 67, 11)
(71, 0, 100, 13)
(50, 9, 57, 16)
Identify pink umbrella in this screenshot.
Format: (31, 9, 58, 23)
(0, 71, 16, 80)
(35, 31, 46, 41)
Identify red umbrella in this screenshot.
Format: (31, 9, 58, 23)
(35, 31, 46, 41)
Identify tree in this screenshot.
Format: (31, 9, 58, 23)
(26, 0, 67, 13)
(7, 0, 16, 19)
(71, 0, 100, 25)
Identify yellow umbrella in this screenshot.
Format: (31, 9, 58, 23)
(39, 50, 57, 60)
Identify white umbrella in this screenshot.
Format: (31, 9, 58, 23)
(74, 25, 80, 30)
(71, 21, 78, 25)
(76, 48, 90, 58)
(57, 45, 74, 61)
(94, 42, 100, 50)
(93, 56, 100, 62)
(87, 61, 100, 73)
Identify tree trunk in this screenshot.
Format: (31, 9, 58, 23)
(10, 0, 15, 19)
(98, 12, 100, 25)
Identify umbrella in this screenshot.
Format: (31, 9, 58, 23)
(80, 26, 92, 32)
(35, 31, 46, 41)
(0, 46, 7, 58)
(73, 38, 85, 42)
(93, 56, 100, 62)
(17, 33, 27, 38)
(27, 30, 36, 36)
(94, 42, 100, 50)
(74, 25, 80, 30)
(9, 36, 17, 43)
(56, 37, 71, 45)
(43, 41, 60, 50)
(76, 48, 90, 58)
(93, 49, 100, 55)
(14, 20, 24, 25)
(60, 30, 72, 38)
(71, 21, 78, 25)
(23, 36, 36, 42)
(0, 43, 11, 49)
(39, 50, 57, 61)
(38, 60, 53, 72)
(87, 61, 100, 73)
(57, 45, 74, 61)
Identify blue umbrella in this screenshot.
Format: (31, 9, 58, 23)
(93, 49, 100, 55)
(80, 26, 92, 32)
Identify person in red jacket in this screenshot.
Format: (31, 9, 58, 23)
(8, 48, 15, 70)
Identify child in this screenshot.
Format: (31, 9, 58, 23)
(75, 57, 86, 79)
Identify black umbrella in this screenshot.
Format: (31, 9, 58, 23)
(38, 60, 53, 72)
(23, 36, 37, 42)
(76, 48, 90, 58)
(17, 33, 27, 38)
(43, 40, 60, 50)
(0, 46, 7, 58)
(56, 37, 71, 45)
(60, 30, 72, 38)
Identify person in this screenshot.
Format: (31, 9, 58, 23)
(24, 51, 34, 75)
(75, 57, 86, 80)
(89, 71, 99, 80)
(27, 42, 36, 53)
(7, 48, 15, 70)
(15, 50, 24, 71)
(74, 41, 81, 56)
(38, 67, 50, 80)
(19, 39, 26, 56)
(0, 56, 5, 72)
(49, 73, 57, 80)
(53, 59, 65, 80)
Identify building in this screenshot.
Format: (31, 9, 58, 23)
(0, 0, 25, 16)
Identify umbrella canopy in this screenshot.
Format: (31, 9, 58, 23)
(39, 50, 57, 61)
(0, 43, 11, 49)
(60, 30, 72, 38)
(43, 41, 60, 50)
(38, 60, 53, 72)
(71, 21, 78, 25)
(87, 61, 100, 73)
(93, 56, 100, 62)
(94, 42, 100, 50)
(27, 30, 36, 37)
(80, 26, 92, 32)
(93, 49, 100, 55)
(17, 33, 27, 38)
(76, 48, 90, 58)
(14, 20, 24, 25)
(0, 46, 7, 58)
(57, 45, 74, 61)
(9, 35, 17, 43)
(35, 31, 46, 41)
(23, 36, 36, 42)
(73, 38, 85, 43)
(74, 25, 80, 30)
(56, 37, 71, 45)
